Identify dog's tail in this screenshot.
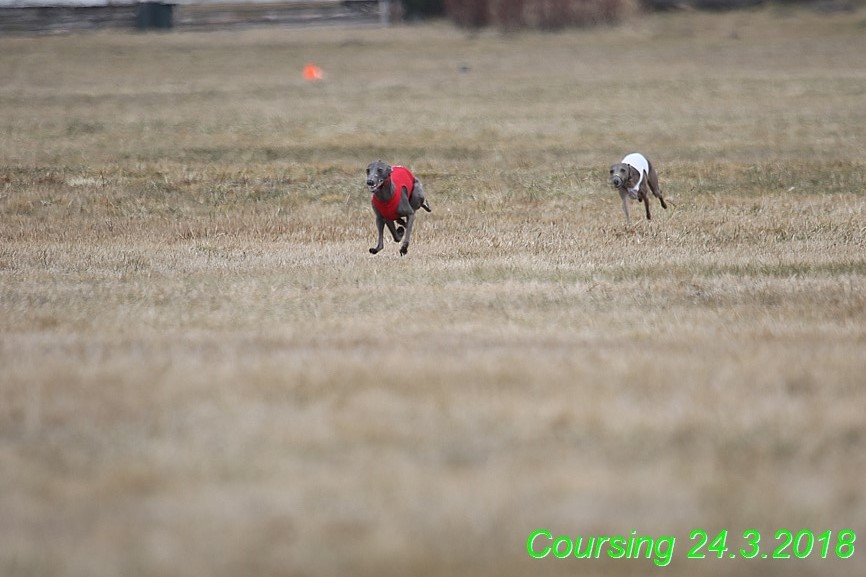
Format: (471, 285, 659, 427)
(421, 200, 431, 212)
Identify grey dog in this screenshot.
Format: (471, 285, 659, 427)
(609, 152, 668, 225)
(365, 160, 431, 255)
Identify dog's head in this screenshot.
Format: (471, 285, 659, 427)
(609, 163, 637, 190)
(366, 160, 393, 193)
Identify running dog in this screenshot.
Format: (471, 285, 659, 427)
(365, 160, 431, 256)
(609, 153, 668, 225)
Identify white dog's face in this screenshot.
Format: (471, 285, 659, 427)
(366, 160, 392, 192)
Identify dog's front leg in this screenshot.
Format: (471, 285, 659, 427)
(620, 190, 631, 226)
(369, 214, 386, 254)
(399, 212, 415, 255)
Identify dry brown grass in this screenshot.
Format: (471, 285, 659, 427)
(2, 6, 866, 577)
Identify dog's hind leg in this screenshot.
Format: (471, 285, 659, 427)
(399, 213, 415, 255)
(369, 214, 386, 254)
(411, 179, 431, 213)
(641, 186, 652, 220)
(648, 168, 667, 210)
(385, 219, 404, 243)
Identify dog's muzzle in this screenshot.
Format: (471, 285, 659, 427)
(611, 176, 623, 188)
(366, 178, 384, 192)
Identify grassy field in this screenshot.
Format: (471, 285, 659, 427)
(2, 5, 866, 577)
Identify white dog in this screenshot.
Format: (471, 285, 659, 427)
(609, 153, 668, 225)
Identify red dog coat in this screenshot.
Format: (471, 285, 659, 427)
(372, 166, 415, 221)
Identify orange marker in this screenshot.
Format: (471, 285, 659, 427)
(303, 64, 324, 81)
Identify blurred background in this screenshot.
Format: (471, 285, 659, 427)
(1, 0, 861, 34)
(2, 2, 864, 577)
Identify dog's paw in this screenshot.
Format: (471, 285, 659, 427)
(399, 244, 408, 256)
(394, 227, 405, 242)
(369, 247, 381, 254)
